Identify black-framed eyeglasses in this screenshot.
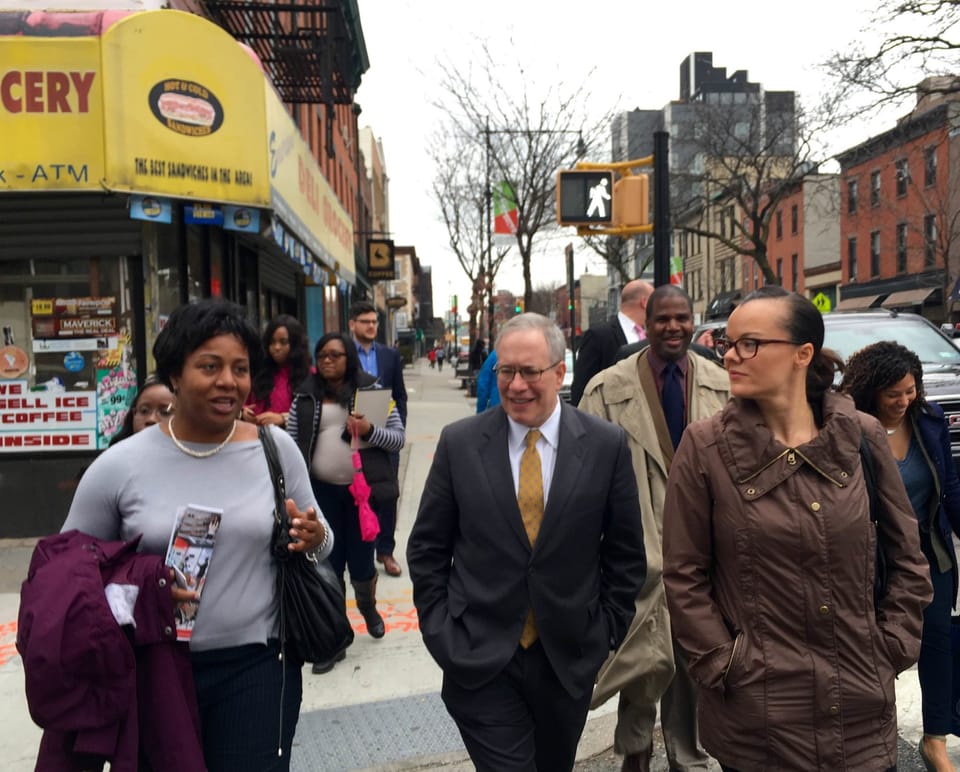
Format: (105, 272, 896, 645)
(714, 337, 798, 360)
(317, 352, 347, 361)
(494, 361, 563, 383)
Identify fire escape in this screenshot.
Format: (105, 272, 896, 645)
(200, 0, 371, 283)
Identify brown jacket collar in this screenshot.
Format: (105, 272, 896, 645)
(715, 391, 862, 498)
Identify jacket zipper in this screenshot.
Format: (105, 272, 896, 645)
(723, 632, 743, 686)
(737, 447, 845, 488)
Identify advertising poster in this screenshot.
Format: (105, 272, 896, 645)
(96, 365, 138, 448)
(0, 297, 136, 453)
(0, 379, 97, 451)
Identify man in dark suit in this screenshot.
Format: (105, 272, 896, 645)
(349, 301, 408, 577)
(408, 313, 646, 771)
(571, 279, 653, 405)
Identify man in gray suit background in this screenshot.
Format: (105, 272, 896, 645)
(408, 313, 647, 771)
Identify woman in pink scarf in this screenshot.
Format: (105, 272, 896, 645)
(242, 315, 311, 428)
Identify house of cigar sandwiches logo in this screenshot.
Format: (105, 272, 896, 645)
(148, 79, 224, 137)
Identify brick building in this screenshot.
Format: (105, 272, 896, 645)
(835, 79, 960, 320)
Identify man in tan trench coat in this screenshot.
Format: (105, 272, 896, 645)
(578, 285, 729, 772)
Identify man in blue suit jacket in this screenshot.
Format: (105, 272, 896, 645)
(350, 301, 408, 576)
(408, 313, 646, 771)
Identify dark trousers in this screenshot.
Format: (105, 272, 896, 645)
(919, 554, 954, 735)
(191, 640, 302, 772)
(374, 451, 400, 556)
(441, 640, 592, 771)
(312, 478, 375, 582)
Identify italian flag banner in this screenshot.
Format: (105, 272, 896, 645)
(669, 254, 683, 285)
(493, 181, 519, 237)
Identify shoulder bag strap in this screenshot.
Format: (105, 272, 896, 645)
(259, 425, 287, 526)
(860, 431, 886, 609)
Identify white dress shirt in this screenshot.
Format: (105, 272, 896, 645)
(618, 311, 644, 344)
(506, 399, 561, 505)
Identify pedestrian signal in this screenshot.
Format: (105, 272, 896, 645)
(557, 171, 614, 226)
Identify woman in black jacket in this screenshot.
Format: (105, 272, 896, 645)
(287, 333, 404, 674)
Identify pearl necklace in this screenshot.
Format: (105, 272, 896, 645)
(168, 418, 237, 458)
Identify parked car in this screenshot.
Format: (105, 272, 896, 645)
(697, 309, 960, 470)
(560, 348, 574, 403)
(823, 310, 960, 471)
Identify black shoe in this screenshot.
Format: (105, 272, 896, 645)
(311, 649, 346, 674)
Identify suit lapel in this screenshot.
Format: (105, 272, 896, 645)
(478, 409, 531, 550)
(539, 404, 586, 550)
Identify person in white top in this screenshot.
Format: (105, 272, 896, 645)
(571, 279, 653, 405)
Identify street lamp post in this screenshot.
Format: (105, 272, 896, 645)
(481, 120, 586, 343)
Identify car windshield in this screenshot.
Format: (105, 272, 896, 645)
(824, 317, 960, 367)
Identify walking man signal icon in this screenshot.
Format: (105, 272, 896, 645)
(586, 178, 611, 219)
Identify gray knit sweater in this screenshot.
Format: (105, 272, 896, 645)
(62, 424, 332, 651)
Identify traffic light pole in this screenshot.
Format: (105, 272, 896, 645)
(653, 130, 671, 287)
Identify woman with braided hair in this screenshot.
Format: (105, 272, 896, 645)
(841, 340, 960, 772)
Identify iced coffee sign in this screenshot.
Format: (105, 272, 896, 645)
(0, 380, 97, 451)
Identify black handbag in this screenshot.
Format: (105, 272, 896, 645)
(259, 426, 354, 663)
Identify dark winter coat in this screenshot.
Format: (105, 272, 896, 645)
(663, 391, 932, 771)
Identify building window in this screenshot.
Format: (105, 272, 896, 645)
(896, 223, 908, 273)
(848, 237, 858, 281)
(895, 159, 909, 196)
(776, 258, 783, 286)
(720, 260, 727, 292)
(925, 214, 937, 267)
(847, 180, 858, 214)
(776, 210, 783, 239)
(870, 230, 880, 277)
(791, 254, 798, 292)
(870, 171, 880, 207)
(925, 146, 937, 187)
(791, 204, 798, 234)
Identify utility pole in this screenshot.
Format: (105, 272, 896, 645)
(653, 130, 671, 287)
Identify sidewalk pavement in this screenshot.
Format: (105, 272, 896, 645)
(0, 358, 951, 769)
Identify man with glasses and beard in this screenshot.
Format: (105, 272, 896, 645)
(408, 313, 646, 772)
(349, 301, 408, 577)
(579, 285, 729, 772)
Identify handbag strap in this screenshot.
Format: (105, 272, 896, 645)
(860, 431, 886, 610)
(259, 425, 287, 527)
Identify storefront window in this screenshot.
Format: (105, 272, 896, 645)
(0, 256, 139, 452)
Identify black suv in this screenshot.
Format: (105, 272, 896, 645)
(823, 310, 960, 469)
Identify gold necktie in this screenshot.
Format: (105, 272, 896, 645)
(518, 429, 543, 648)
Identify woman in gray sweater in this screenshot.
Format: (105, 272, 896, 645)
(63, 299, 332, 772)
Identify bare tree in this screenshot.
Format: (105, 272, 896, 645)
(823, 0, 960, 124)
(433, 43, 615, 315)
(673, 96, 818, 285)
(428, 125, 509, 342)
(579, 235, 636, 285)
(527, 281, 561, 316)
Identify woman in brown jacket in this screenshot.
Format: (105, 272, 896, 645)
(662, 286, 932, 771)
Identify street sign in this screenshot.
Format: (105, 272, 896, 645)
(811, 291, 832, 314)
(367, 239, 396, 281)
(386, 296, 407, 309)
(556, 170, 614, 225)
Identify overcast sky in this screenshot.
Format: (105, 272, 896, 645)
(356, 0, 885, 315)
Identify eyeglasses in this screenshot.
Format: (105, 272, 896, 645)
(714, 337, 798, 360)
(317, 352, 347, 361)
(353, 318, 378, 325)
(135, 404, 174, 418)
(494, 361, 562, 383)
